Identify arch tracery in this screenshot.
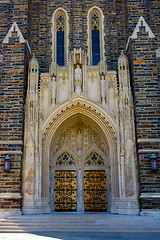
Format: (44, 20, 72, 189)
(42, 98, 117, 147)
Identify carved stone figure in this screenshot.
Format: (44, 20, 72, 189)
(75, 65, 82, 94)
(51, 76, 56, 106)
(101, 76, 106, 105)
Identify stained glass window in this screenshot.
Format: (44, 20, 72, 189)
(91, 12, 100, 65)
(56, 13, 65, 66)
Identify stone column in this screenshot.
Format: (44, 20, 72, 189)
(76, 170, 84, 212)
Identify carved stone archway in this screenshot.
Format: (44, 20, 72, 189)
(49, 115, 111, 212)
(40, 98, 118, 214)
(23, 52, 139, 215)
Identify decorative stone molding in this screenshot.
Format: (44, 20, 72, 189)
(0, 193, 22, 199)
(23, 50, 139, 215)
(0, 0, 10, 3)
(0, 140, 23, 144)
(138, 149, 160, 153)
(3, 21, 25, 44)
(0, 151, 22, 154)
(126, 16, 155, 51)
(42, 97, 117, 144)
(138, 138, 160, 143)
(140, 193, 160, 199)
(131, 16, 155, 39)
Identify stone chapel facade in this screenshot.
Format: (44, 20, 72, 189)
(0, 0, 159, 216)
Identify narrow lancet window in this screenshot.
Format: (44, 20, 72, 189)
(88, 7, 104, 65)
(52, 8, 68, 66)
(91, 12, 100, 65)
(56, 13, 65, 66)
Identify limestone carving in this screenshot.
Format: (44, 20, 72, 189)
(23, 56, 39, 209)
(117, 51, 139, 211)
(75, 64, 82, 94)
(99, 60, 107, 75)
(52, 120, 108, 157)
(50, 61, 57, 77)
(100, 76, 106, 106)
(85, 152, 104, 166)
(51, 76, 56, 106)
(22, 49, 139, 215)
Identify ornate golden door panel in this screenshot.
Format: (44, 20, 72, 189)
(54, 171, 77, 211)
(84, 170, 107, 212)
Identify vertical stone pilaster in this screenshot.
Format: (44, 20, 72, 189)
(117, 51, 139, 215)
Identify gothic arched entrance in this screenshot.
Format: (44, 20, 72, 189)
(49, 115, 110, 212)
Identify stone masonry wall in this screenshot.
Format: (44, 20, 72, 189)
(0, 2, 10, 54)
(0, 28, 26, 211)
(129, 24, 160, 211)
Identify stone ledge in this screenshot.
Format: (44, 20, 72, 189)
(140, 194, 160, 199)
(0, 140, 23, 145)
(0, 193, 22, 199)
(0, 1, 10, 3)
(138, 149, 160, 154)
(0, 151, 22, 155)
(138, 138, 160, 143)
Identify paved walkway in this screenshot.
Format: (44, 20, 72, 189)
(0, 232, 160, 240)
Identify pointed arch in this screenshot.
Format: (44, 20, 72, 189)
(87, 7, 105, 65)
(41, 98, 118, 201)
(51, 8, 69, 66)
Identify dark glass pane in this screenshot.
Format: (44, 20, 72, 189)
(57, 31, 64, 66)
(92, 29, 100, 65)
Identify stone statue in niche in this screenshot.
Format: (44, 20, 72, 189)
(74, 65, 82, 94)
(77, 129, 83, 155)
(51, 76, 56, 106)
(100, 76, 106, 106)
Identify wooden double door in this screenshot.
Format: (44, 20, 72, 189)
(54, 170, 107, 212)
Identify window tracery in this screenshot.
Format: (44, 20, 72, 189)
(87, 7, 104, 65)
(56, 152, 75, 166)
(56, 12, 65, 66)
(52, 8, 69, 66)
(85, 152, 104, 166)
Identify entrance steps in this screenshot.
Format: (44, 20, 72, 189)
(0, 213, 160, 233)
